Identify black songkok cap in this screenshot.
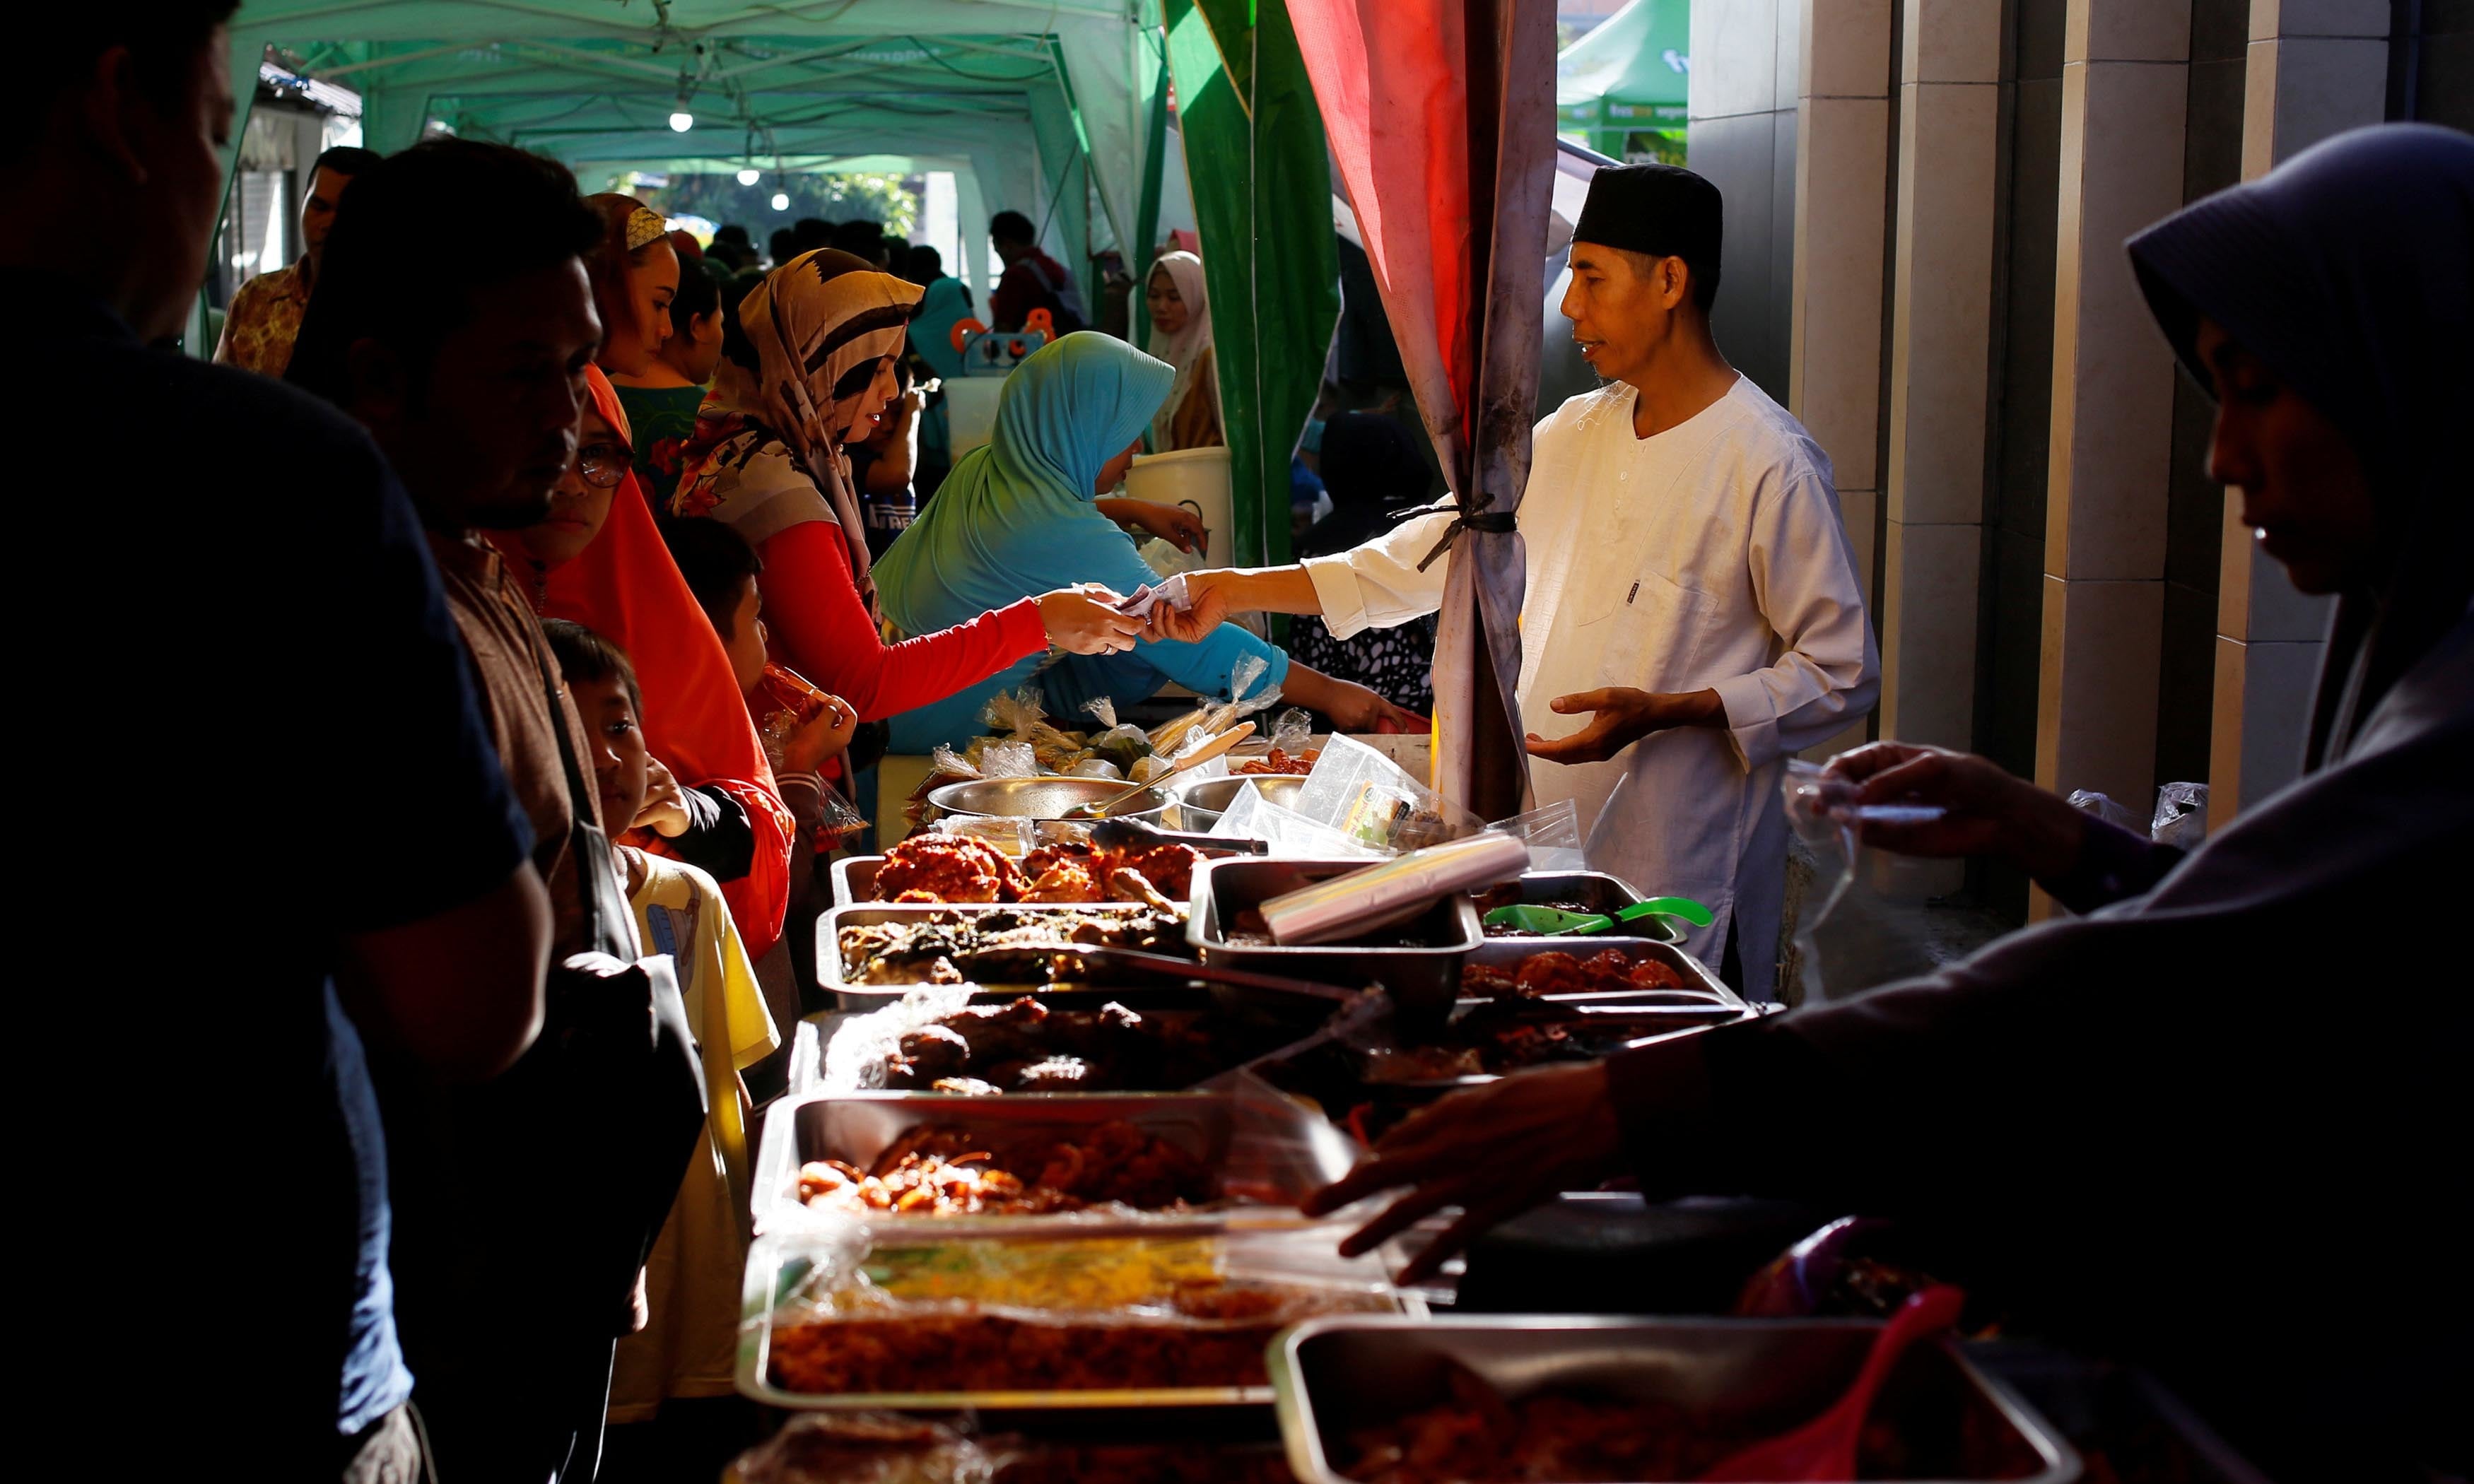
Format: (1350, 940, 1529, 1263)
(1571, 163, 1725, 309)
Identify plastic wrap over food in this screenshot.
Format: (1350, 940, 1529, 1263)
(733, 1415, 1294, 1484)
(823, 984, 984, 1093)
(2066, 788, 2145, 835)
(1485, 798, 1585, 871)
(1065, 758, 1123, 779)
(756, 1225, 1397, 1399)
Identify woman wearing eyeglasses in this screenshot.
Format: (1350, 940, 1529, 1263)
(491, 360, 802, 968)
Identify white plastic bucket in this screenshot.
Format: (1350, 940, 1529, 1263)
(942, 375, 1004, 459)
(1120, 445, 1235, 569)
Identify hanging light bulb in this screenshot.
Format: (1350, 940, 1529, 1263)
(669, 109, 694, 133)
(737, 167, 761, 187)
(670, 72, 696, 134)
(771, 189, 790, 211)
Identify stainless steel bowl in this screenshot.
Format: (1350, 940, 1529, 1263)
(1168, 773, 1307, 831)
(925, 776, 1170, 825)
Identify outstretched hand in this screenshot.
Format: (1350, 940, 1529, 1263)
(1301, 1061, 1625, 1285)
(1036, 584, 1144, 655)
(1524, 687, 1723, 765)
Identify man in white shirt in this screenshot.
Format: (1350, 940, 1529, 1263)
(1173, 164, 1878, 994)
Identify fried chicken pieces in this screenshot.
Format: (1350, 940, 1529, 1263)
(875, 832, 1201, 907)
(878, 834, 1022, 904)
(796, 1118, 1213, 1218)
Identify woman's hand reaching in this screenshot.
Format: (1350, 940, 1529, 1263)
(1822, 741, 2087, 881)
(1301, 1061, 1625, 1284)
(1036, 584, 1146, 656)
(1096, 497, 1209, 553)
(1139, 573, 1232, 645)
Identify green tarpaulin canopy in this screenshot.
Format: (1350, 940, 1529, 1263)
(219, 3, 1175, 319)
(219, 0, 1336, 563)
(1554, 0, 1688, 159)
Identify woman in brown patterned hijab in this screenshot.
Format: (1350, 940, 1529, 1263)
(669, 249, 1140, 729)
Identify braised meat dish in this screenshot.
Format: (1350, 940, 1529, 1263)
(838, 906, 1185, 985)
(876, 833, 1024, 903)
(874, 995, 1297, 1093)
(797, 1119, 1214, 1217)
(1459, 948, 1689, 998)
(1342, 1362, 1764, 1484)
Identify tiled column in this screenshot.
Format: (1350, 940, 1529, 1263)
(2032, 0, 2190, 879)
(2209, 0, 2383, 826)
(1789, 0, 1896, 762)
(1880, 1, 2001, 756)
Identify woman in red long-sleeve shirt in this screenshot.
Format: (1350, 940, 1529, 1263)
(672, 249, 1139, 721)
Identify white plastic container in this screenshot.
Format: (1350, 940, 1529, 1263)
(942, 375, 1004, 459)
(1122, 445, 1235, 569)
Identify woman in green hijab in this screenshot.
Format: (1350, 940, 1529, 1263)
(876, 333, 1424, 751)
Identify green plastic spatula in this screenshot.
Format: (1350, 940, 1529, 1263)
(1482, 895, 1716, 938)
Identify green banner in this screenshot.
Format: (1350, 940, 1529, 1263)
(1166, 0, 1340, 566)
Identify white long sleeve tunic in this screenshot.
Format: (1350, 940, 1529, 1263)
(1302, 377, 1879, 991)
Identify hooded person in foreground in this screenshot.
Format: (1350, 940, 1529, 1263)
(1306, 125, 2474, 1480)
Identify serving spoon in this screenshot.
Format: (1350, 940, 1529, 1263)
(1698, 1284, 1966, 1482)
(1062, 722, 1255, 819)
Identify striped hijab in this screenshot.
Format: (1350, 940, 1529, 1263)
(695, 248, 921, 603)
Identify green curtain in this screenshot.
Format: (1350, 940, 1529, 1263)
(1165, 0, 1339, 566)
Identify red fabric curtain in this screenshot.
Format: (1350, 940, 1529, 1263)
(1288, 0, 1556, 817)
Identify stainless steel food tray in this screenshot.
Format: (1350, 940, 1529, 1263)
(1166, 773, 1307, 832)
(1467, 936, 1745, 1008)
(751, 1090, 1359, 1237)
(1476, 869, 1688, 946)
(1270, 1314, 2082, 1484)
(737, 1233, 1424, 1412)
(821, 901, 1194, 1007)
(1186, 858, 1484, 1015)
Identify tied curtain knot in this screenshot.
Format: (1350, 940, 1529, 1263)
(1415, 491, 1519, 572)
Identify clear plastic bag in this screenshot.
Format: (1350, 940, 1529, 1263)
(1781, 758, 1945, 1006)
(1209, 779, 1382, 858)
(1066, 758, 1123, 779)
(2067, 788, 2144, 835)
(1291, 733, 1479, 853)
(2152, 781, 2208, 849)
(1081, 697, 1156, 775)
(975, 740, 1039, 779)
(1266, 705, 1315, 758)
(1197, 653, 1283, 738)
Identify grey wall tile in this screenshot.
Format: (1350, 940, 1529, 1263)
(2016, 0, 2070, 79)
(1692, 110, 1783, 390)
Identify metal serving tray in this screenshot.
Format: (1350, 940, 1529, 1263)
(1166, 773, 1308, 832)
(821, 901, 1194, 1008)
(1186, 858, 1484, 1018)
(751, 1090, 1359, 1237)
(1271, 1314, 2082, 1484)
(926, 776, 1171, 828)
(1467, 936, 1745, 1008)
(737, 1234, 1424, 1413)
(1476, 869, 1688, 946)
